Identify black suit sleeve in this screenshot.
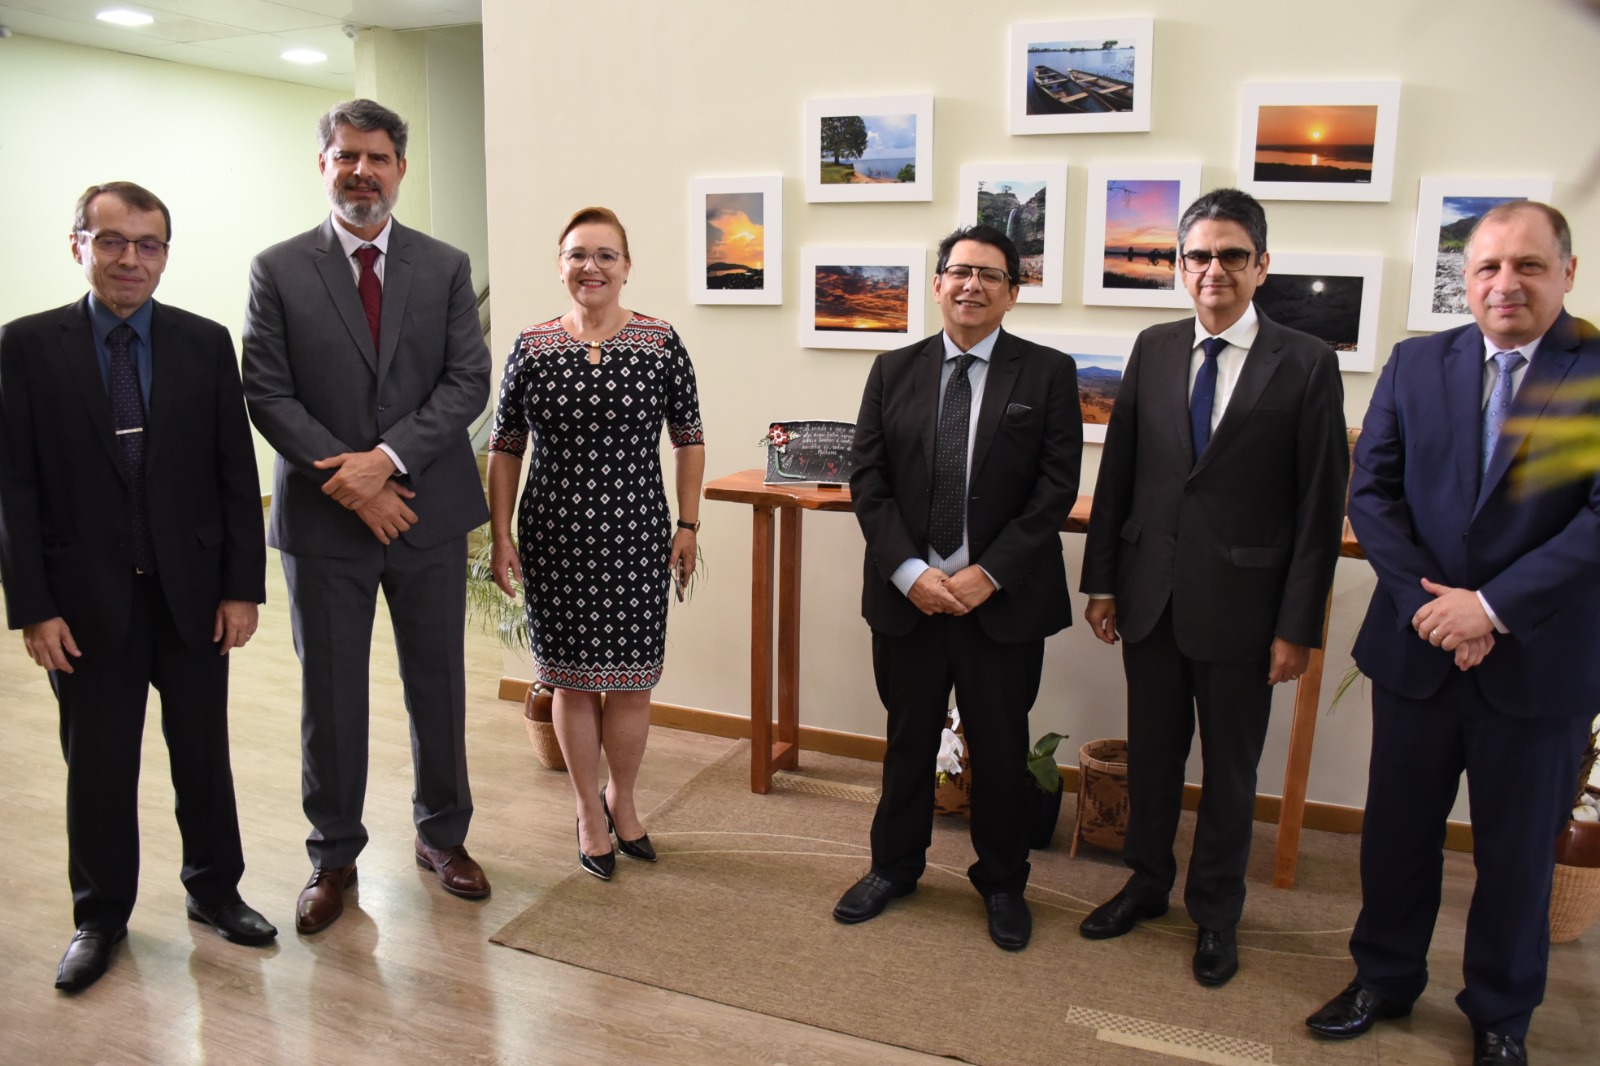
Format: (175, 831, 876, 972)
(207, 323, 267, 605)
(850, 351, 923, 582)
(1275, 346, 1349, 647)
(0, 319, 58, 627)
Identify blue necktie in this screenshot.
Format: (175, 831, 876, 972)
(1190, 336, 1228, 462)
(1482, 349, 1526, 474)
(929, 353, 974, 558)
(107, 323, 156, 573)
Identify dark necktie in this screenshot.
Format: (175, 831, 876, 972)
(1190, 336, 1228, 461)
(107, 323, 156, 573)
(355, 244, 382, 349)
(929, 353, 975, 558)
(1482, 349, 1526, 474)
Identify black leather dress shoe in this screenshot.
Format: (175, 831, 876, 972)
(1305, 980, 1413, 1038)
(186, 896, 278, 946)
(1192, 927, 1238, 986)
(601, 791, 657, 862)
(1079, 890, 1168, 940)
(55, 927, 126, 991)
(833, 872, 914, 924)
(1473, 1030, 1527, 1065)
(983, 892, 1032, 951)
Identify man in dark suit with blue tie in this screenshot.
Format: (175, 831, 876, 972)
(1078, 188, 1349, 986)
(0, 182, 276, 991)
(1306, 202, 1598, 1066)
(834, 225, 1082, 951)
(243, 100, 492, 934)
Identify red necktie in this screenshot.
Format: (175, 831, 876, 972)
(354, 245, 381, 349)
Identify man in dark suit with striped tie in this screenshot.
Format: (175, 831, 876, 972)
(834, 225, 1082, 951)
(0, 182, 275, 992)
(1078, 188, 1348, 986)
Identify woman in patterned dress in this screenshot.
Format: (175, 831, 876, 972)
(486, 207, 705, 880)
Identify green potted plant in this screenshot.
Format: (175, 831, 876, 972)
(1026, 731, 1069, 849)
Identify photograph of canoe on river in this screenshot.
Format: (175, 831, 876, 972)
(1026, 39, 1134, 115)
(1008, 18, 1152, 134)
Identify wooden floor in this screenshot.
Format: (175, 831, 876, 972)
(0, 549, 1593, 1065)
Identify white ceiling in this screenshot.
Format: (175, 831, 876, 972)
(0, 0, 481, 92)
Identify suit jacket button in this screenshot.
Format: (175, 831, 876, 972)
(377, 404, 389, 412)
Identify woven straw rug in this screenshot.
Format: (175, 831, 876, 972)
(492, 742, 1594, 1065)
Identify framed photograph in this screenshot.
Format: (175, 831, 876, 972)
(1256, 253, 1384, 373)
(1016, 331, 1130, 444)
(805, 95, 934, 203)
(958, 164, 1067, 304)
(1008, 18, 1153, 135)
(1237, 81, 1401, 202)
(799, 247, 927, 350)
(1406, 177, 1554, 332)
(688, 177, 782, 305)
(1081, 162, 1201, 309)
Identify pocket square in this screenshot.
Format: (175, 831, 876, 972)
(1005, 403, 1033, 416)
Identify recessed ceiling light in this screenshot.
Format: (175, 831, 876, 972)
(96, 9, 154, 26)
(282, 48, 327, 64)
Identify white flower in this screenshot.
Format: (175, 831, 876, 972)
(936, 728, 965, 776)
(1575, 805, 1600, 823)
(948, 707, 961, 731)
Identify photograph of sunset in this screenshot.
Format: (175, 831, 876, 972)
(1101, 179, 1179, 290)
(705, 191, 765, 290)
(813, 265, 911, 332)
(1253, 104, 1377, 184)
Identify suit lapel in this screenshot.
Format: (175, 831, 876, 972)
(59, 297, 125, 483)
(312, 218, 380, 373)
(1194, 315, 1284, 477)
(1477, 312, 1581, 514)
(1445, 324, 1487, 509)
(970, 329, 1021, 482)
(378, 222, 414, 384)
(1160, 321, 1197, 470)
(915, 334, 943, 484)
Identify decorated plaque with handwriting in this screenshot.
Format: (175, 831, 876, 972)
(762, 420, 856, 485)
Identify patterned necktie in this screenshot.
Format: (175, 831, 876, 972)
(929, 353, 975, 559)
(107, 323, 156, 573)
(1190, 336, 1228, 461)
(355, 244, 382, 349)
(1482, 349, 1526, 474)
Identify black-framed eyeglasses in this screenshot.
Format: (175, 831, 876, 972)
(78, 230, 169, 259)
(1180, 248, 1255, 274)
(941, 263, 1011, 288)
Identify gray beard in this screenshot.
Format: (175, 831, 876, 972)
(329, 185, 396, 229)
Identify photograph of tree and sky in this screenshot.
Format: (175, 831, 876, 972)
(819, 113, 918, 184)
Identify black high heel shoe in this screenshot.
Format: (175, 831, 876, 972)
(601, 789, 658, 863)
(577, 818, 615, 880)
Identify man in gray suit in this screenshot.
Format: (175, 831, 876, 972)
(242, 99, 492, 934)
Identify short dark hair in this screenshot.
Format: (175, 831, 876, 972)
(936, 224, 1020, 287)
(318, 98, 409, 161)
(1177, 187, 1268, 255)
(72, 181, 172, 242)
(1467, 200, 1573, 261)
(558, 206, 631, 261)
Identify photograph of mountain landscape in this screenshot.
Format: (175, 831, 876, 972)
(1430, 195, 1528, 314)
(976, 179, 1047, 286)
(959, 163, 1067, 303)
(1405, 177, 1551, 331)
(1017, 331, 1129, 441)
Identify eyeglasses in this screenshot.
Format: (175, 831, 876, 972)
(941, 264, 1011, 288)
(1180, 248, 1255, 274)
(562, 248, 624, 268)
(78, 230, 169, 259)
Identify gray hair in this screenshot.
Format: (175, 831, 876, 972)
(1466, 200, 1572, 261)
(317, 99, 409, 161)
(1177, 187, 1268, 255)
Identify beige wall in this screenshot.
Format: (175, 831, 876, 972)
(481, 0, 1599, 812)
(0, 34, 342, 493)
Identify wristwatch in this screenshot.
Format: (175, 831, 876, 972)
(676, 519, 700, 532)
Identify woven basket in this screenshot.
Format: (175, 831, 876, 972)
(1071, 738, 1130, 857)
(522, 684, 566, 771)
(1549, 862, 1600, 943)
(933, 711, 971, 817)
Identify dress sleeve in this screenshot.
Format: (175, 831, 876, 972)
(488, 335, 530, 457)
(664, 326, 705, 447)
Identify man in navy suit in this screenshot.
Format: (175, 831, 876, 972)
(1306, 201, 1599, 1066)
(0, 182, 275, 991)
(834, 225, 1082, 951)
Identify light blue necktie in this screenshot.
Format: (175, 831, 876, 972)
(1482, 349, 1526, 474)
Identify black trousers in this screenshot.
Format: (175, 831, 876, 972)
(1351, 673, 1588, 1039)
(53, 573, 245, 932)
(869, 613, 1044, 896)
(1119, 605, 1273, 929)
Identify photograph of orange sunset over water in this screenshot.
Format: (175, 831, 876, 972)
(1253, 104, 1377, 184)
(813, 265, 910, 332)
(705, 192, 765, 290)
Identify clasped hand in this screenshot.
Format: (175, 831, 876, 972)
(315, 448, 397, 509)
(908, 566, 994, 616)
(1412, 577, 1496, 670)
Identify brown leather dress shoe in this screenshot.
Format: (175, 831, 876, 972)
(415, 839, 491, 899)
(296, 865, 356, 935)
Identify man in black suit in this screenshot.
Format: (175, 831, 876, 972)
(0, 182, 275, 992)
(834, 224, 1082, 951)
(1079, 188, 1348, 986)
(1306, 202, 1598, 1066)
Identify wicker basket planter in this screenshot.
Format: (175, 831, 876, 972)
(522, 683, 566, 771)
(1071, 738, 1130, 857)
(1551, 809, 1600, 943)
